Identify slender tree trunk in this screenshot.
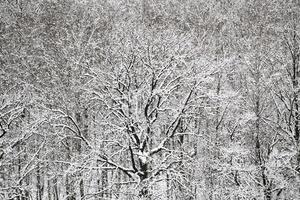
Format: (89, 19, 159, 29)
(101, 163, 108, 198)
(47, 179, 51, 200)
(53, 178, 59, 200)
(65, 140, 76, 200)
(75, 112, 84, 200)
(36, 159, 43, 200)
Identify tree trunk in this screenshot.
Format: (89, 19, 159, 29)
(36, 162, 43, 200)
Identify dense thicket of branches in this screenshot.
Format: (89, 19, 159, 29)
(0, 0, 300, 199)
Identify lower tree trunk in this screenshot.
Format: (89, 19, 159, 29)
(36, 157, 43, 200)
(79, 178, 84, 200)
(53, 178, 59, 200)
(47, 179, 51, 200)
(66, 175, 76, 200)
(101, 166, 108, 198)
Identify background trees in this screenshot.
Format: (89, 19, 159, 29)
(1, 0, 300, 199)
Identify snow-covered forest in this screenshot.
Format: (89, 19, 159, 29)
(0, 0, 300, 199)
